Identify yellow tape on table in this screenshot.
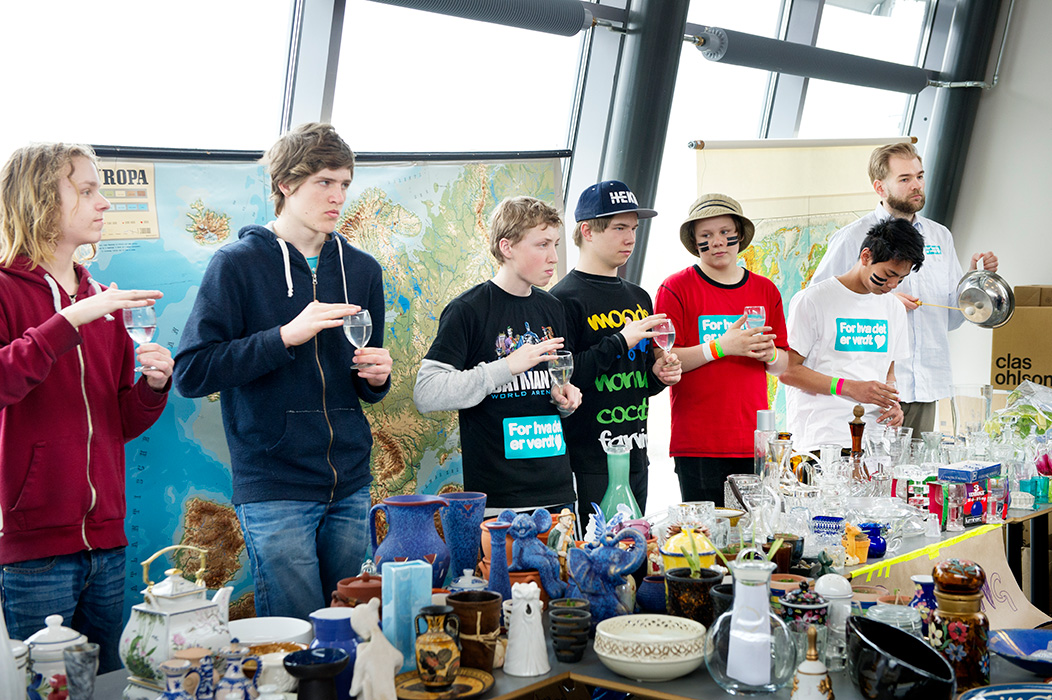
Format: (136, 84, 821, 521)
(849, 524, 1002, 582)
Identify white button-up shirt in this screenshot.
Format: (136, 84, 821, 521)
(809, 205, 965, 403)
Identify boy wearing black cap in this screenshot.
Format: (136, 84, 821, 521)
(655, 194, 789, 504)
(550, 181, 681, 520)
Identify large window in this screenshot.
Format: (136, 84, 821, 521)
(0, 1, 291, 162)
(797, 0, 933, 137)
(331, 0, 583, 152)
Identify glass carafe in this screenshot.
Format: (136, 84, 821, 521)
(599, 442, 641, 519)
(704, 550, 795, 694)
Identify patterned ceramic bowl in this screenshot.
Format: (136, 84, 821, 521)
(593, 614, 706, 682)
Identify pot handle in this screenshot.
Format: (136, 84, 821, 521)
(445, 613, 460, 647)
(141, 544, 208, 592)
(369, 503, 389, 552)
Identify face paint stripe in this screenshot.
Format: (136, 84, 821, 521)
(870, 273, 887, 286)
(697, 241, 710, 252)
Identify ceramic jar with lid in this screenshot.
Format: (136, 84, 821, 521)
(781, 582, 829, 667)
(25, 614, 87, 686)
(813, 574, 852, 672)
(331, 571, 383, 607)
(448, 570, 488, 594)
(929, 558, 988, 691)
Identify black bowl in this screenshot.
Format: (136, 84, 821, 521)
(846, 616, 955, 700)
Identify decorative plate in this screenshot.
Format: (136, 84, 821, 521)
(989, 628, 1052, 676)
(395, 668, 495, 700)
(959, 684, 1052, 700)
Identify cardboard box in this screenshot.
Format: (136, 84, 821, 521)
(938, 461, 1001, 483)
(990, 285, 1052, 390)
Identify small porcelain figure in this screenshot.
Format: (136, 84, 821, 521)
(503, 582, 549, 677)
(791, 626, 833, 700)
(546, 508, 577, 579)
(499, 509, 566, 600)
(350, 598, 403, 700)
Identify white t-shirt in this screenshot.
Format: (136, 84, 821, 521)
(786, 277, 910, 451)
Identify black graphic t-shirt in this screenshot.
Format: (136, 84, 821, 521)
(550, 270, 665, 476)
(424, 281, 575, 508)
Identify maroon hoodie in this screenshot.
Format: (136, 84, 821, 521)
(0, 257, 168, 565)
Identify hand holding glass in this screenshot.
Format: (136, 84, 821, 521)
(548, 350, 573, 413)
(654, 319, 676, 352)
(343, 310, 373, 370)
(744, 305, 766, 330)
(123, 307, 157, 373)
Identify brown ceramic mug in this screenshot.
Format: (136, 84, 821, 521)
(446, 590, 502, 673)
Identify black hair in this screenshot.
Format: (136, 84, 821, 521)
(859, 218, 924, 272)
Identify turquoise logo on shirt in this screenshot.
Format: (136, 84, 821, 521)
(503, 416, 566, 459)
(924, 244, 942, 255)
(834, 318, 889, 352)
(698, 315, 738, 343)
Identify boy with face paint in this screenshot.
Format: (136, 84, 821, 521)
(781, 217, 925, 451)
(655, 194, 789, 504)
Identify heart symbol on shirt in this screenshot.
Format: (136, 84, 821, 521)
(874, 333, 887, 348)
(555, 435, 563, 450)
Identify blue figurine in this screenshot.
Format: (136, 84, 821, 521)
(565, 505, 646, 626)
(498, 508, 567, 600)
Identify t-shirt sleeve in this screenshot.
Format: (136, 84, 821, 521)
(786, 291, 816, 358)
(655, 279, 690, 346)
(767, 282, 789, 349)
(423, 298, 472, 370)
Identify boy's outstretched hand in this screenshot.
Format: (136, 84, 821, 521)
(506, 337, 564, 376)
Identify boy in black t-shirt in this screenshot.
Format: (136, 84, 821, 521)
(414, 197, 582, 513)
(550, 181, 681, 519)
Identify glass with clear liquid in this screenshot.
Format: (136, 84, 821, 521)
(123, 306, 157, 373)
(653, 318, 676, 352)
(743, 305, 766, 330)
(547, 350, 573, 415)
(343, 310, 373, 370)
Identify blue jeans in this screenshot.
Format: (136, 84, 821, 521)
(237, 485, 371, 620)
(0, 547, 126, 673)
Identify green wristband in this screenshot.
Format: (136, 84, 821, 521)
(830, 376, 839, 395)
(713, 339, 725, 359)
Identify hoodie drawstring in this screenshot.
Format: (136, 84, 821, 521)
(336, 238, 349, 303)
(276, 238, 295, 298)
(42, 274, 114, 321)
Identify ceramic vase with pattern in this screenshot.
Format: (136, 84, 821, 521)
(371, 495, 451, 588)
(930, 558, 989, 692)
(414, 605, 461, 690)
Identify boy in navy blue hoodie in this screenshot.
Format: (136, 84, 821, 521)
(175, 123, 391, 619)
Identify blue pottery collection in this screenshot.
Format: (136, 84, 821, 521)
(440, 491, 487, 579)
(371, 494, 451, 588)
(309, 607, 359, 700)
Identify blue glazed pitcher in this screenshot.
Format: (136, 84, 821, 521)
(371, 495, 451, 588)
(440, 492, 487, 579)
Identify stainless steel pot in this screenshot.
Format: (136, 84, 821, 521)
(955, 268, 1015, 328)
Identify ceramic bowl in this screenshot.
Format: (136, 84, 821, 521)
(769, 574, 812, 598)
(229, 617, 313, 646)
(989, 628, 1052, 676)
(594, 614, 706, 682)
(846, 616, 955, 700)
(851, 585, 888, 611)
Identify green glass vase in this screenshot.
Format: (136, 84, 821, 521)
(599, 443, 641, 519)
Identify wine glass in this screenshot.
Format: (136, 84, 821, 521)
(123, 307, 157, 373)
(744, 305, 766, 330)
(653, 318, 676, 352)
(343, 310, 373, 370)
(547, 350, 573, 415)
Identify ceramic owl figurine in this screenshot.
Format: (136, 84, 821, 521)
(503, 582, 549, 677)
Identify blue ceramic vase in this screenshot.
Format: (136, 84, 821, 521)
(484, 521, 513, 601)
(909, 573, 938, 638)
(858, 523, 887, 558)
(309, 607, 359, 700)
(440, 492, 487, 581)
(371, 494, 451, 588)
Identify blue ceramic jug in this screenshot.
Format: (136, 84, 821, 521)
(371, 495, 451, 588)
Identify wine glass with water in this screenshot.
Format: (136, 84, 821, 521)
(654, 318, 676, 352)
(547, 350, 573, 414)
(744, 305, 766, 330)
(123, 306, 157, 373)
(343, 310, 373, 370)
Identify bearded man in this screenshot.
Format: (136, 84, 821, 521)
(809, 142, 998, 434)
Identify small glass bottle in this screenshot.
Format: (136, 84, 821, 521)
(849, 405, 866, 481)
(929, 559, 989, 691)
(755, 410, 777, 476)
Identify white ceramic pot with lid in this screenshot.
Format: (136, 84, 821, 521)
(25, 614, 87, 681)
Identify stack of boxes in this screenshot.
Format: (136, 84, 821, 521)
(927, 461, 1003, 528)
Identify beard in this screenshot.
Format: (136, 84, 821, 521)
(886, 190, 925, 215)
